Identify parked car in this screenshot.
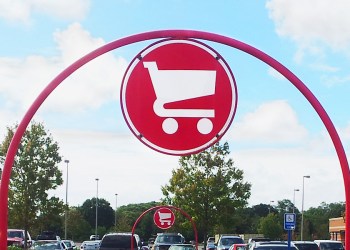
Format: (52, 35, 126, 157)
(248, 241, 297, 250)
(207, 237, 215, 243)
(63, 239, 78, 250)
(99, 232, 142, 250)
(228, 244, 247, 250)
(168, 244, 195, 250)
(31, 240, 68, 249)
(152, 233, 185, 250)
(293, 241, 319, 250)
(314, 240, 344, 250)
(149, 237, 156, 248)
(216, 235, 244, 250)
(80, 240, 101, 249)
(36, 231, 60, 241)
(90, 235, 100, 241)
(7, 228, 32, 248)
(206, 241, 216, 250)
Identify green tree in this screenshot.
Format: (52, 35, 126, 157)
(161, 142, 251, 243)
(258, 213, 283, 240)
(116, 202, 159, 240)
(303, 202, 345, 240)
(63, 207, 91, 241)
(0, 122, 64, 247)
(79, 198, 115, 232)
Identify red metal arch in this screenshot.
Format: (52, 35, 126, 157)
(131, 205, 198, 250)
(0, 30, 349, 249)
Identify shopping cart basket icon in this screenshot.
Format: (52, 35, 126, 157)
(157, 211, 172, 226)
(144, 61, 216, 134)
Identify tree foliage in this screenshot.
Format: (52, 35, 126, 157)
(66, 207, 92, 241)
(0, 122, 64, 239)
(79, 198, 115, 234)
(116, 202, 159, 240)
(303, 202, 345, 240)
(258, 213, 283, 239)
(161, 142, 251, 242)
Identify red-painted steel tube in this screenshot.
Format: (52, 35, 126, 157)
(0, 30, 348, 249)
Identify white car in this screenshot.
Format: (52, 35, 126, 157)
(314, 240, 344, 250)
(80, 240, 101, 250)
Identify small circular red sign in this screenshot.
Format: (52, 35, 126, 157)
(121, 39, 237, 155)
(153, 207, 175, 229)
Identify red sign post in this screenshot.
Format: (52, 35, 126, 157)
(121, 39, 237, 155)
(153, 207, 175, 230)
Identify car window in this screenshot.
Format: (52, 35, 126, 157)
(8, 231, 23, 238)
(157, 235, 184, 244)
(100, 235, 137, 248)
(221, 238, 244, 246)
(319, 242, 344, 250)
(294, 243, 318, 250)
(255, 246, 297, 250)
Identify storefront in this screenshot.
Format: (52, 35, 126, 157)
(329, 217, 345, 243)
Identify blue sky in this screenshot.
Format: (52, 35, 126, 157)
(1, 0, 350, 211)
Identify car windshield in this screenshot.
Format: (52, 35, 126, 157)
(33, 241, 61, 249)
(294, 243, 318, 250)
(319, 242, 344, 250)
(169, 245, 195, 250)
(7, 231, 23, 238)
(221, 238, 243, 246)
(63, 241, 72, 247)
(100, 235, 137, 248)
(157, 235, 183, 244)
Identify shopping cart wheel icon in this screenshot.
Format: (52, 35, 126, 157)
(162, 117, 213, 135)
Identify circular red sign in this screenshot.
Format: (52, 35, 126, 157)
(121, 39, 237, 155)
(153, 207, 175, 229)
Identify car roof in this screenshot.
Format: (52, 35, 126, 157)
(314, 240, 342, 242)
(221, 236, 242, 238)
(293, 241, 317, 244)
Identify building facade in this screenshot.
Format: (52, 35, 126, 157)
(329, 217, 345, 243)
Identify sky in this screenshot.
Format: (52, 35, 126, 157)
(1, 0, 350, 212)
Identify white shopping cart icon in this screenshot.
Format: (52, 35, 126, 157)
(157, 211, 172, 226)
(144, 61, 216, 135)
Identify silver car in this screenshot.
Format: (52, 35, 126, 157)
(31, 240, 68, 249)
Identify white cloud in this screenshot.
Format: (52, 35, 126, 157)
(49, 128, 180, 207)
(0, 0, 90, 24)
(0, 23, 128, 114)
(230, 100, 308, 143)
(266, 0, 350, 56)
(320, 74, 350, 88)
(233, 143, 345, 210)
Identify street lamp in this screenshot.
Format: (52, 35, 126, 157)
(64, 159, 69, 240)
(269, 200, 275, 214)
(293, 188, 299, 213)
(115, 193, 118, 230)
(95, 178, 99, 239)
(301, 175, 310, 241)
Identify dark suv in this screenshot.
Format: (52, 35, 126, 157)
(99, 232, 142, 250)
(152, 233, 185, 250)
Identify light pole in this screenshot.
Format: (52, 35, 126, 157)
(115, 193, 118, 230)
(301, 175, 310, 241)
(95, 178, 99, 239)
(269, 200, 274, 214)
(293, 188, 299, 213)
(64, 159, 69, 240)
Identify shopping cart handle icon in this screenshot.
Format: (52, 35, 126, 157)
(144, 61, 216, 135)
